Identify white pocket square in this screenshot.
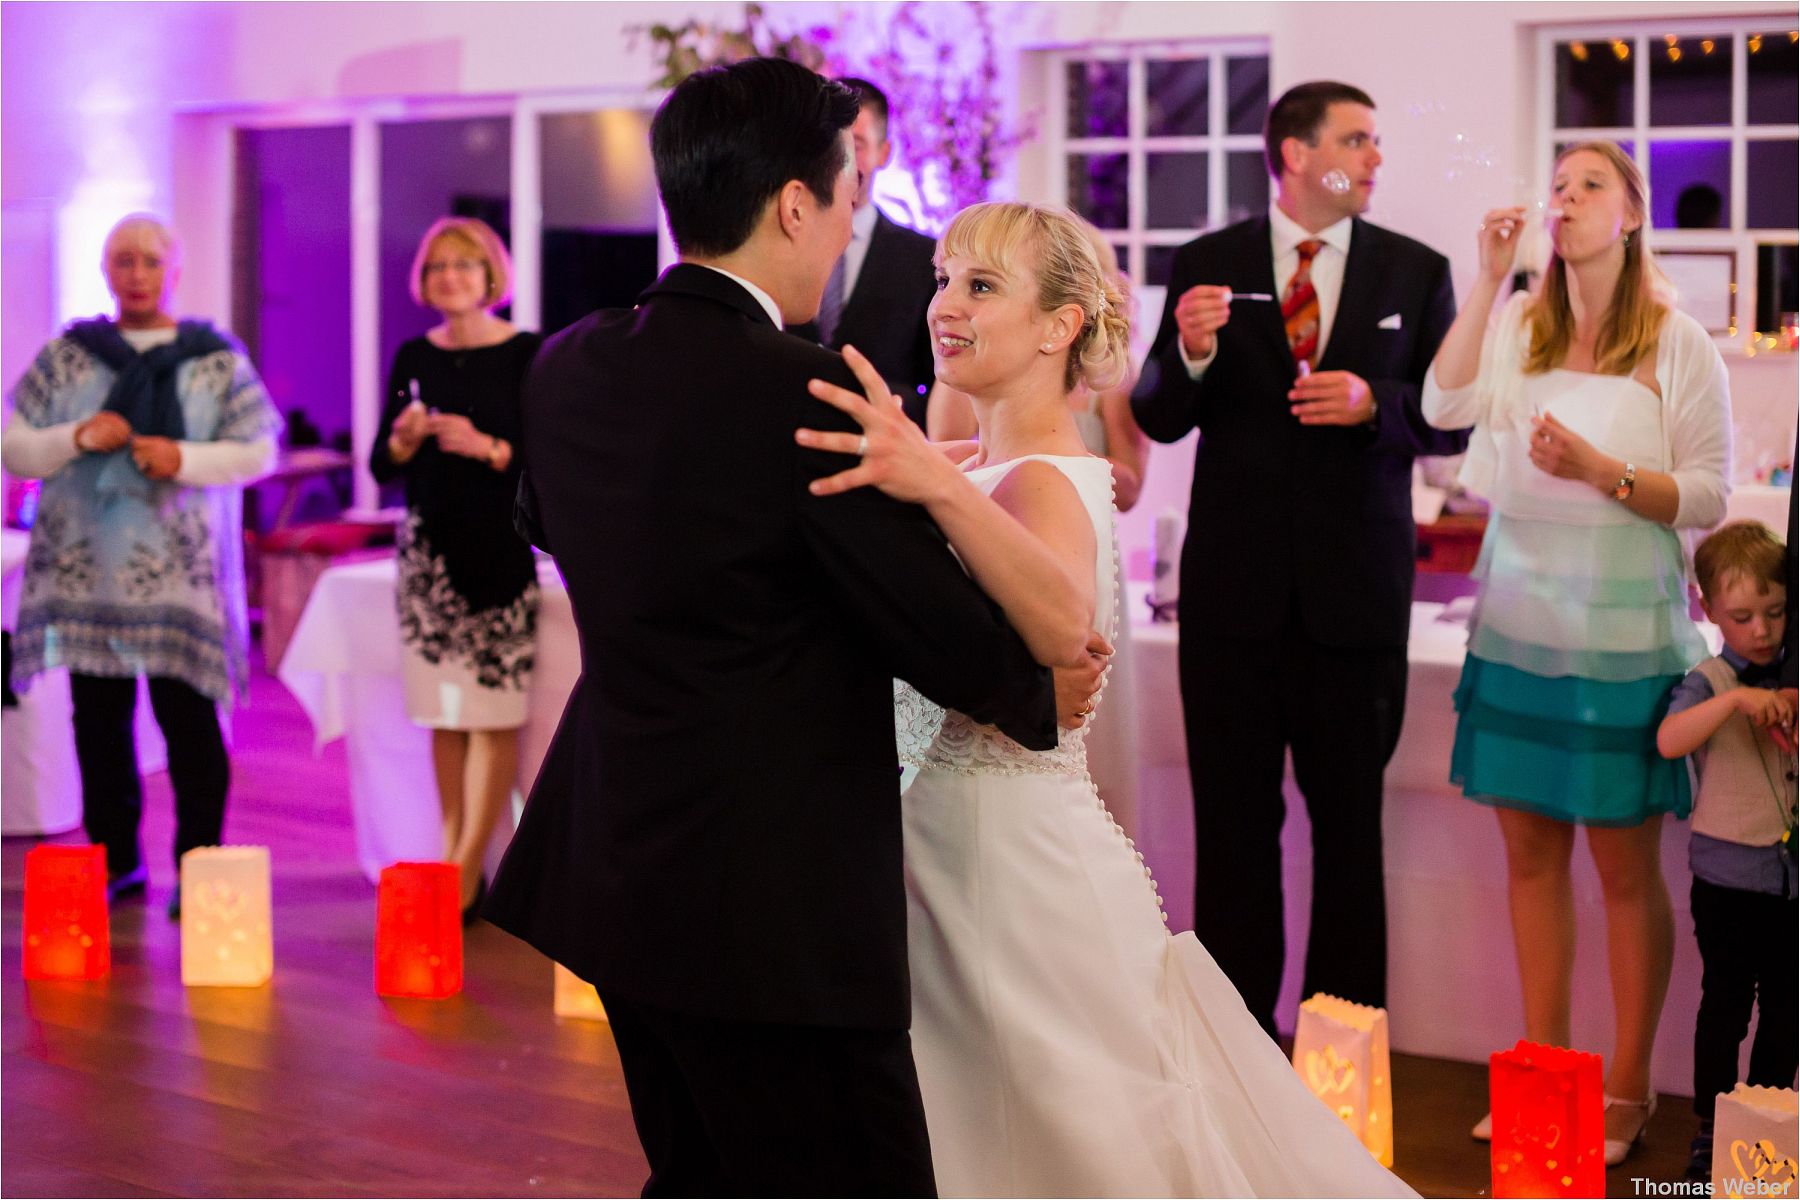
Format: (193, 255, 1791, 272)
(1377, 313, 1403, 330)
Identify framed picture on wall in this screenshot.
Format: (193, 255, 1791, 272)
(1659, 249, 1737, 336)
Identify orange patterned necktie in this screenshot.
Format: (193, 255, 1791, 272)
(1282, 239, 1324, 368)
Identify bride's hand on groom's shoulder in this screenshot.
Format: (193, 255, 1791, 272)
(797, 344, 963, 508)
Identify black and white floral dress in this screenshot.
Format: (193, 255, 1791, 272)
(372, 333, 541, 730)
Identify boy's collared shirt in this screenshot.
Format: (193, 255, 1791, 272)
(1669, 646, 1796, 898)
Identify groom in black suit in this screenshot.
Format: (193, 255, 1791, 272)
(1132, 82, 1469, 1037)
(789, 78, 939, 429)
(487, 60, 1094, 1197)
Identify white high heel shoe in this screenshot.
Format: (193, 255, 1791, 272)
(1602, 1093, 1657, 1166)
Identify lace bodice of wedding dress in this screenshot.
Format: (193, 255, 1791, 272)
(893, 453, 1118, 778)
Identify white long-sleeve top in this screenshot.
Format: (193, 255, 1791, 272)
(1, 418, 275, 488)
(1422, 290, 1733, 531)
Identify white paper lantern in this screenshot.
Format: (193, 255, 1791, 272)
(180, 846, 273, 987)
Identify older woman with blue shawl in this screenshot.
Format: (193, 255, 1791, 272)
(2, 213, 280, 918)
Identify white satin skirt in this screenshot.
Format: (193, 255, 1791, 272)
(903, 764, 1417, 1199)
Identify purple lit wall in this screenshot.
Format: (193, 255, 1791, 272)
(241, 125, 353, 448)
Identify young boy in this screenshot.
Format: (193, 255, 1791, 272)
(1657, 520, 1798, 1181)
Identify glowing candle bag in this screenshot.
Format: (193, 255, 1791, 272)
(180, 846, 273, 987)
(1291, 993, 1394, 1166)
(22, 845, 109, 980)
(1712, 1085, 1798, 1199)
(375, 862, 462, 998)
(553, 963, 608, 1021)
(1489, 1040, 1604, 1199)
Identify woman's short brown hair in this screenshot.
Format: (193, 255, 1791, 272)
(408, 216, 513, 309)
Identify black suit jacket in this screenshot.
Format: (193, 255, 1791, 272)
(791, 210, 938, 428)
(487, 264, 1056, 1031)
(1132, 216, 1469, 649)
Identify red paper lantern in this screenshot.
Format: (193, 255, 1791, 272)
(1490, 1039, 1605, 1198)
(22, 845, 110, 981)
(374, 862, 462, 999)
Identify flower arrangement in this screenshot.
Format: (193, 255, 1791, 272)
(633, 2, 1032, 232)
(631, 4, 837, 89)
(866, 1, 1034, 231)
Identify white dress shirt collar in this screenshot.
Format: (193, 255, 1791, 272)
(852, 201, 879, 242)
(694, 263, 784, 331)
(1268, 203, 1352, 260)
(842, 202, 881, 300)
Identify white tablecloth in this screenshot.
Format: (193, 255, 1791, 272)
(1124, 586, 1724, 1096)
(278, 554, 578, 882)
(2, 527, 170, 837)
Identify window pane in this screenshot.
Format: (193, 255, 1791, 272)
(1649, 140, 1731, 229)
(1145, 246, 1180, 289)
(1067, 153, 1129, 229)
(1146, 59, 1209, 137)
(1649, 35, 1732, 126)
(1747, 139, 1799, 229)
(1109, 243, 1130, 278)
(539, 110, 661, 337)
(380, 116, 513, 373)
(1226, 56, 1270, 135)
(1225, 150, 1270, 225)
(236, 125, 353, 481)
(1755, 244, 1798, 331)
(1147, 152, 1208, 230)
(1067, 61, 1129, 139)
(1555, 39, 1634, 128)
(1747, 31, 1800, 125)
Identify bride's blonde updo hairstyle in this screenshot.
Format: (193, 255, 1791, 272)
(939, 202, 1133, 393)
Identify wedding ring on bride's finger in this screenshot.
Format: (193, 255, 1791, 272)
(855, 435, 869, 457)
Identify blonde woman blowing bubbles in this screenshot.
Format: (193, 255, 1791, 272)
(1423, 142, 1731, 1164)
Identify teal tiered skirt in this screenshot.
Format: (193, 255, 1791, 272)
(1451, 512, 1705, 827)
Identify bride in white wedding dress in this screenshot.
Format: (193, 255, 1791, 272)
(801, 202, 1414, 1199)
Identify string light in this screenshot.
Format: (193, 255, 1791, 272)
(1569, 41, 1589, 62)
(1668, 45, 1682, 62)
(1749, 34, 1764, 53)
(1611, 39, 1631, 61)
(1701, 38, 1715, 55)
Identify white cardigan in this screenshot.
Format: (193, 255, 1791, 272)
(1421, 290, 1733, 532)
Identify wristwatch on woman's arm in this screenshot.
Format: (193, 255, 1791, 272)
(1612, 461, 1637, 501)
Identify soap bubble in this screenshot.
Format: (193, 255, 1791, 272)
(1321, 168, 1351, 195)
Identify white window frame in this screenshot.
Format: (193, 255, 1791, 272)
(1536, 19, 1799, 346)
(1043, 40, 1272, 291)
(179, 86, 664, 510)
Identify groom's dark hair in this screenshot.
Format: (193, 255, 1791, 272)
(652, 58, 861, 258)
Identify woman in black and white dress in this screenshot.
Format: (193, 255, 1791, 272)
(371, 217, 541, 918)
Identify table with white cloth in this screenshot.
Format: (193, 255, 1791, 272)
(1123, 585, 1724, 1097)
(278, 554, 579, 882)
(2, 527, 171, 836)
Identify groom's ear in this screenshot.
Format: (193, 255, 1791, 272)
(774, 179, 812, 242)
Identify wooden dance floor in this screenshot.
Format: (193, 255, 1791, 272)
(2, 661, 1699, 1198)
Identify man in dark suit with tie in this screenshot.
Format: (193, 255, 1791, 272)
(1132, 81, 1470, 1037)
(789, 77, 939, 429)
(487, 59, 1100, 1196)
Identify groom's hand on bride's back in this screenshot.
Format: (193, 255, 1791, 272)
(1053, 630, 1113, 729)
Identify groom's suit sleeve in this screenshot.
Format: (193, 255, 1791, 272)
(792, 396, 1060, 752)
